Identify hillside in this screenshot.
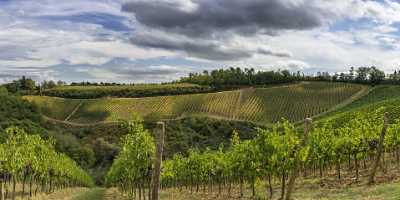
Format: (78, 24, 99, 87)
(25, 82, 367, 125)
(317, 85, 400, 125)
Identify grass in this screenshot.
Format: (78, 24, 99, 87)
(72, 188, 106, 200)
(25, 82, 366, 125)
(158, 174, 400, 200)
(294, 181, 400, 200)
(0, 184, 89, 200)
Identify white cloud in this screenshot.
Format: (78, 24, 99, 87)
(1, 0, 400, 83)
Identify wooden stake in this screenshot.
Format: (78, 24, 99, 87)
(368, 112, 389, 185)
(151, 121, 165, 200)
(285, 118, 312, 200)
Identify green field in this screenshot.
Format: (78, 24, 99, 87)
(26, 82, 367, 125)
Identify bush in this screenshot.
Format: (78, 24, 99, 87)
(0, 86, 7, 95)
(42, 84, 215, 99)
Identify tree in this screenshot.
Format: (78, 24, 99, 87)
(57, 80, 66, 86)
(0, 86, 8, 95)
(42, 80, 57, 89)
(368, 66, 385, 85)
(355, 67, 369, 83)
(349, 67, 355, 81)
(4, 77, 36, 94)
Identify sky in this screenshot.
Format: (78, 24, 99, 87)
(0, 0, 400, 83)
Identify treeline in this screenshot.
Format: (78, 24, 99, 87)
(42, 84, 214, 99)
(70, 81, 128, 86)
(180, 66, 399, 87)
(1, 77, 215, 99)
(311, 66, 386, 85)
(2, 76, 66, 95)
(1, 66, 399, 98)
(180, 68, 297, 87)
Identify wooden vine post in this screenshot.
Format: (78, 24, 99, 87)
(368, 112, 389, 185)
(152, 121, 165, 200)
(285, 118, 312, 200)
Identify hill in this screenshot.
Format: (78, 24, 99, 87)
(317, 85, 400, 125)
(25, 82, 367, 125)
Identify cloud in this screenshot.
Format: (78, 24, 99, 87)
(119, 0, 338, 61)
(36, 12, 133, 32)
(0, 67, 58, 84)
(122, 0, 326, 38)
(274, 60, 310, 71)
(131, 31, 252, 61)
(257, 48, 292, 58)
(121, 0, 335, 61)
(1, 0, 400, 83)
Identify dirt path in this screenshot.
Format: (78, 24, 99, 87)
(101, 188, 128, 200)
(72, 188, 106, 200)
(44, 116, 118, 127)
(64, 101, 83, 121)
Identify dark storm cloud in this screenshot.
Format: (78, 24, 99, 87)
(131, 33, 252, 60)
(122, 0, 324, 38)
(122, 0, 324, 60)
(257, 48, 292, 58)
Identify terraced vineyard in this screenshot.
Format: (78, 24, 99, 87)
(25, 82, 367, 125)
(319, 85, 400, 125)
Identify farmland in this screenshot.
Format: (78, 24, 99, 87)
(7, 81, 400, 200)
(317, 85, 400, 125)
(26, 82, 367, 125)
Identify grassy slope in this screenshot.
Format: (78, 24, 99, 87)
(72, 188, 106, 200)
(25, 82, 366, 125)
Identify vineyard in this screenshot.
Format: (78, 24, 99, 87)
(106, 107, 400, 200)
(25, 82, 367, 125)
(0, 127, 93, 199)
(5, 82, 400, 200)
(319, 85, 400, 126)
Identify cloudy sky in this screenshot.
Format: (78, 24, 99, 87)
(1, 0, 400, 83)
